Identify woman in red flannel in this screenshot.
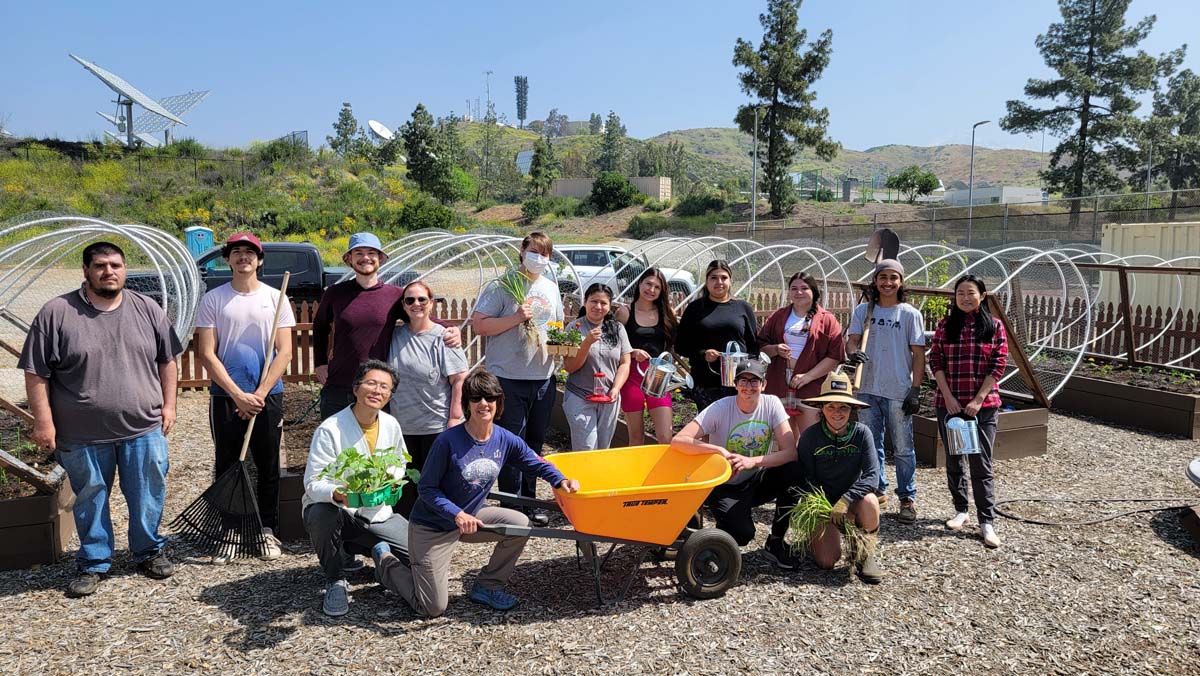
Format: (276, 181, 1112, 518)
(928, 274, 1008, 548)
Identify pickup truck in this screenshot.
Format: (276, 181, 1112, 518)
(127, 241, 423, 305)
(555, 244, 697, 299)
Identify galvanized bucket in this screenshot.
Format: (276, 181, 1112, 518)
(944, 415, 982, 456)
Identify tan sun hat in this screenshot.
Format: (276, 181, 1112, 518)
(804, 370, 869, 408)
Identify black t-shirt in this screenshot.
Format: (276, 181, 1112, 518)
(675, 297, 759, 388)
(795, 422, 879, 504)
(624, 311, 667, 356)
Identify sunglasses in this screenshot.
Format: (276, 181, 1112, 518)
(403, 296, 430, 306)
(467, 395, 499, 403)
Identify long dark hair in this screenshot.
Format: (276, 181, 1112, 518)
(631, 267, 679, 344)
(787, 272, 822, 310)
(945, 275, 996, 343)
(577, 283, 620, 345)
(701, 259, 733, 301)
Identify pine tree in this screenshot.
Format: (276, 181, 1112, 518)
(400, 103, 443, 194)
(529, 134, 560, 196)
(327, 102, 360, 157)
(478, 102, 501, 199)
(436, 113, 465, 167)
(514, 76, 529, 129)
(733, 0, 839, 216)
(589, 113, 603, 135)
(596, 111, 626, 173)
(1000, 0, 1181, 226)
(1152, 69, 1200, 218)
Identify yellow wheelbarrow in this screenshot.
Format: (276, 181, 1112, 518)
(485, 443, 741, 602)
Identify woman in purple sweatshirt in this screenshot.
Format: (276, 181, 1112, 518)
(372, 368, 579, 616)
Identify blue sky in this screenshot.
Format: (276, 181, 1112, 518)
(3, 0, 1196, 152)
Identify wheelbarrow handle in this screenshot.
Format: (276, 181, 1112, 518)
(478, 523, 534, 537)
(486, 490, 563, 513)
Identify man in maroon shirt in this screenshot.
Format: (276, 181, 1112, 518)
(313, 233, 460, 419)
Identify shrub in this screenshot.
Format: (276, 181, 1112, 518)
(587, 171, 639, 213)
(643, 198, 673, 212)
(522, 196, 548, 221)
(627, 213, 670, 238)
(675, 186, 726, 216)
(399, 192, 462, 231)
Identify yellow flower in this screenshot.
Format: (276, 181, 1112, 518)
(548, 321, 563, 329)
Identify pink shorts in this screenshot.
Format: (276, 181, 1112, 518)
(620, 365, 673, 413)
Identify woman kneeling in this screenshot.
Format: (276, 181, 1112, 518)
(795, 371, 883, 583)
(373, 368, 580, 616)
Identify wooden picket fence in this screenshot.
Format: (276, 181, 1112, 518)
(176, 292, 1198, 389)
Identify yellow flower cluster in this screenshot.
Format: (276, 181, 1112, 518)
(174, 206, 212, 225)
(547, 320, 564, 330)
(3, 183, 23, 194)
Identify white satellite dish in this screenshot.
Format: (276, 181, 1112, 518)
(368, 119, 394, 141)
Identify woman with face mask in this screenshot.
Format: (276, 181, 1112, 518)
(561, 284, 632, 451)
(675, 260, 760, 411)
(470, 232, 564, 526)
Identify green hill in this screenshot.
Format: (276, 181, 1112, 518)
(649, 128, 1047, 187)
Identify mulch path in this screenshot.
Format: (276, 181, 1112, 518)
(1, 386, 1198, 674)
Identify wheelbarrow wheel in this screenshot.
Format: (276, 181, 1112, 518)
(675, 528, 741, 599)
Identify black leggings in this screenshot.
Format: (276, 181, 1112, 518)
(704, 461, 803, 546)
(211, 393, 283, 529)
(397, 433, 439, 519)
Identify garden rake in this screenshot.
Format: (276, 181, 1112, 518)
(172, 272, 291, 559)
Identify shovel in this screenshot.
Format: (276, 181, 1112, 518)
(854, 228, 900, 389)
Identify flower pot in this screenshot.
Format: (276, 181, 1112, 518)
(547, 344, 581, 358)
(347, 485, 398, 508)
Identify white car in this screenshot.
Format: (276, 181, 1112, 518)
(555, 245, 697, 299)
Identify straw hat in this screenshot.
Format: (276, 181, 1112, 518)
(804, 371, 868, 408)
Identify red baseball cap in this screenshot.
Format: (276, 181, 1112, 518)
(222, 232, 263, 256)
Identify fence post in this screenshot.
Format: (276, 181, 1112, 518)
(930, 206, 936, 241)
(1117, 267, 1137, 366)
(193, 158, 199, 182)
(240, 159, 246, 185)
(872, 213, 878, 227)
(1002, 203, 1009, 245)
(1091, 196, 1100, 244)
(138, 155, 142, 175)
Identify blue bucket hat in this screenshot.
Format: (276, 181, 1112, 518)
(344, 232, 387, 261)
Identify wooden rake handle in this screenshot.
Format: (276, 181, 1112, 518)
(237, 272, 291, 463)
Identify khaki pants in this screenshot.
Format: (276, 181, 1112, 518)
(376, 506, 530, 617)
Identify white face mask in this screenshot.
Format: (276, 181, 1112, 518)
(523, 251, 550, 274)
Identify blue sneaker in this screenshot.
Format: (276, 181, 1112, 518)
(468, 583, 519, 611)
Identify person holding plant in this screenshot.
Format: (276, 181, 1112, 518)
(562, 283, 632, 450)
(303, 360, 411, 617)
(793, 370, 882, 583)
(670, 361, 800, 570)
(388, 280, 469, 518)
(758, 272, 845, 439)
(195, 232, 295, 563)
(844, 259, 925, 525)
(313, 232, 460, 420)
(614, 267, 679, 445)
(928, 274, 1008, 549)
(470, 232, 564, 525)
(676, 259, 761, 411)
(372, 368, 581, 616)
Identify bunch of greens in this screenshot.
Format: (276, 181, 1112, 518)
(786, 488, 871, 562)
(546, 320, 582, 346)
(317, 447, 419, 495)
(496, 269, 540, 346)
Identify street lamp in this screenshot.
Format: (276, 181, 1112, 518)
(967, 119, 990, 245)
(749, 105, 767, 236)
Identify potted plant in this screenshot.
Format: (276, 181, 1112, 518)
(317, 447, 419, 508)
(546, 320, 583, 358)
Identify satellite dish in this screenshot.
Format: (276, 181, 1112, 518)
(368, 119, 394, 141)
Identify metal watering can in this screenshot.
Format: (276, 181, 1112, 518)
(711, 341, 770, 388)
(639, 352, 693, 398)
(944, 414, 982, 456)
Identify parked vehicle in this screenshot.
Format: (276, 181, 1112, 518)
(127, 242, 417, 304)
(554, 245, 696, 299)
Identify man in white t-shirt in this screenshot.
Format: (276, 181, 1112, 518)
(196, 233, 296, 562)
(672, 361, 803, 570)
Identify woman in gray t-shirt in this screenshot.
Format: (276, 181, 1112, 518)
(562, 284, 631, 451)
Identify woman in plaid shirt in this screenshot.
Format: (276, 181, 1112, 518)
(928, 275, 1008, 548)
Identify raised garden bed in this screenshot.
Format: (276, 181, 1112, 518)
(912, 404, 1049, 468)
(0, 478, 74, 570)
(1053, 372, 1200, 440)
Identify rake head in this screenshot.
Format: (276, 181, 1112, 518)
(171, 461, 267, 559)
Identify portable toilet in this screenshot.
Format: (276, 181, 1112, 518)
(184, 226, 214, 257)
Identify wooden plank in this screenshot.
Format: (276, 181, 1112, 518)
(0, 338, 23, 359)
(0, 396, 35, 426)
(0, 448, 61, 494)
(1117, 267, 1138, 367)
(988, 295, 1051, 408)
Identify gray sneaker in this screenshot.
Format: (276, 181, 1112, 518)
(322, 580, 350, 617)
(898, 499, 917, 524)
(68, 571, 102, 597)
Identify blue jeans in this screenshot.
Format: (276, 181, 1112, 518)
(56, 429, 169, 573)
(495, 377, 555, 500)
(857, 393, 916, 500)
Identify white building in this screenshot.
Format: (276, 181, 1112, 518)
(943, 185, 1046, 206)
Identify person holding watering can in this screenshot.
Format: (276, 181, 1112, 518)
(928, 275, 1008, 548)
(758, 271, 845, 440)
(614, 268, 680, 445)
(676, 260, 759, 412)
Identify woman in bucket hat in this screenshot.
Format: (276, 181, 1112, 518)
(794, 370, 883, 583)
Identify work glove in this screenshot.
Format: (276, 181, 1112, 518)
(902, 385, 922, 415)
(829, 497, 851, 527)
(845, 351, 870, 367)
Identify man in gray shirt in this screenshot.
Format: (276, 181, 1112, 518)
(20, 242, 184, 598)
